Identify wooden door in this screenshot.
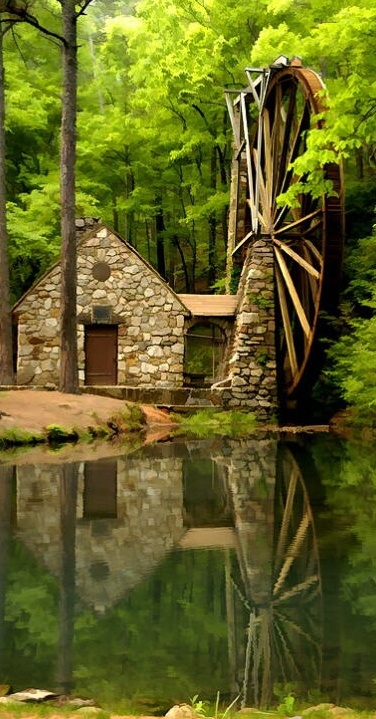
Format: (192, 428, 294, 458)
(85, 325, 118, 385)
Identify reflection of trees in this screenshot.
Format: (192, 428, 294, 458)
(57, 463, 78, 694)
(0, 465, 13, 681)
(312, 437, 376, 703)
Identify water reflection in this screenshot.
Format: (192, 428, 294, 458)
(0, 436, 374, 708)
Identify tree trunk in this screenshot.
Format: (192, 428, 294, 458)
(172, 234, 190, 291)
(155, 195, 166, 279)
(208, 146, 217, 288)
(59, 0, 78, 393)
(0, 25, 14, 385)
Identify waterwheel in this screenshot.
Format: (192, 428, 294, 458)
(226, 57, 344, 399)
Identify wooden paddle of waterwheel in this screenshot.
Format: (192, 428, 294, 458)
(226, 57, 344, 402)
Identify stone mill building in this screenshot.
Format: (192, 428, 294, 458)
(12, 218, 278, 418)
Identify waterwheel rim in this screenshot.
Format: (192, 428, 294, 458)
(230, 60, 344, 399)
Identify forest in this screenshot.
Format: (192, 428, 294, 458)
(1, 0, 376, 417)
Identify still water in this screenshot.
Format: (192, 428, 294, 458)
(0, 434, 376, 710)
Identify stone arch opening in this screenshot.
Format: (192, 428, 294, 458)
(184, 321, 226, 387)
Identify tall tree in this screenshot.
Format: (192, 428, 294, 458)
(59, 0, 94, 392)
(59, 0, 79, 393)
(4, 0, 93, 391)
(0, 20, 13, 384)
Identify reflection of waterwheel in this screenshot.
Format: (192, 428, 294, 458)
(226, 57, 344, 398)
(236, 445, 322, 708)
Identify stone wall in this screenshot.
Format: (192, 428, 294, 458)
(14, 224, 189, 388)
(218, 239, 278, 419)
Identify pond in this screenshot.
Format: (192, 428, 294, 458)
(1, 433, 376, 711)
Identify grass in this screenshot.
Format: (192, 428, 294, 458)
(172, 409, 258, 438)
(0, 427, 45, 448)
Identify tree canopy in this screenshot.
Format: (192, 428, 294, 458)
(1, 0, 376, 411)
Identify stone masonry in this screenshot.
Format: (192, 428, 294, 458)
(13, 223, 189, 388)
(219, 239, 279, 419)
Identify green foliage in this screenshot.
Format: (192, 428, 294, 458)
(327, 227, 376, 425)
(328, 316, 376, 426)
(229, 265, 242, 294)
(277, 692, 296, 716)
(190, 694, 209, 717)
(4, 0, 376, 297)
(45, 424, 79, 444)
(88, 402, 146, 438)
(0, 427, 44, 448)
(255, 349, 271, 368)
(174, 409, 257, 438)
(247, 291, 274, 311)
(106, 404, 146, 435)
(188, 692, 240, 719)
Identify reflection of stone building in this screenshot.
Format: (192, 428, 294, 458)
(15, 455, 185, 613)
(4, 439, 321, 706)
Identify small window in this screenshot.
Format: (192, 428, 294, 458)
(91, 305, 112, 323)
(184, 322, 226, 386)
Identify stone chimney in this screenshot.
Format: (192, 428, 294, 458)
(75, 217, 100, 239)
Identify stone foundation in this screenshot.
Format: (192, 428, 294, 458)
(220, 239, 278, 419)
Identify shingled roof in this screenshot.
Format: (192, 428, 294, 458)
(178, 294, 238, 317)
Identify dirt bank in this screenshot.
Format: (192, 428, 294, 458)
(0, 389, 174, 438)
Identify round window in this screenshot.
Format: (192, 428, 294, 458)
(92, 262, 111, 281)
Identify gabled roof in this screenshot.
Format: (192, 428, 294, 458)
(177, 294, 238, 317)
(12, 222, 190, 316)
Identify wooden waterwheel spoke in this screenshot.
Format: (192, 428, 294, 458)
(272, 623, 291, 684)
(274, 247, 311, 339)
(253, 147, 272, 231)
(274, 609, 321, 653)
(241, 93, 257, 231)
(275, 266, 298, 376)
(302, 245, 320, 301)
(273, 237, 320, 279)
(273, 84, 298, 206)
(263, 110, 273, 212)
(273, 513, 310, 597)
(301, 263, 313, 320)
(302, 219, 324, 239)
(273, 208, 322, 236)
(304, 237, 323, 265)
(275, 466, 299, 561)
(269, 84, 282, 197)
(273, 618, 302, 677)
(277, 575, 319, 604)
(282, 100, 311, 190)
(273, 102, 312, 229)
